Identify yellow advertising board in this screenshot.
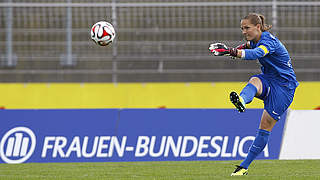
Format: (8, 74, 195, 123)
(0, 82, 318, 110)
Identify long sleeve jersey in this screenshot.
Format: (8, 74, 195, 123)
(243, 31, 299, 89)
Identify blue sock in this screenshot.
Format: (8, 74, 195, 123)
(240, 129, 270, 169)
(240, 83, 257, 104)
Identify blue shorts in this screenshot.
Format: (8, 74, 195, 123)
(251, 74, 296, 121)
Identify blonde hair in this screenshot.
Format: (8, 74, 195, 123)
(243, 13, 272, 32)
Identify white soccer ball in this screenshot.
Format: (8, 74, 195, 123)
(90, 21, 116, 46)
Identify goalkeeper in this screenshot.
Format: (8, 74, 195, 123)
(209, 13, 299, 176)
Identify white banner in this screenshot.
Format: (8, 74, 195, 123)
(279, 110, 320, 159)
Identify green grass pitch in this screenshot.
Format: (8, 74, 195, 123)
(0, 160, 319, 180)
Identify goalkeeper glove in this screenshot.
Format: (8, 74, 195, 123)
(209, 43, 238, 57)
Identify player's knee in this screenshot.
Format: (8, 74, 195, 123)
(248, 77, 262, 95)
(249, 77, 260, 86)
(260, 120, 272, 131)
(259, 113, 277, 131)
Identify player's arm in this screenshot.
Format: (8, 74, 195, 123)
(242, 44, 270, 60)
(209, 43, 243, 58)
(209, 42, 269, 60)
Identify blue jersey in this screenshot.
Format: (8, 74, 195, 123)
(244, 31, 299, 89)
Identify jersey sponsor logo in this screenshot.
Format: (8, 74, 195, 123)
(0, 127, 36, 164)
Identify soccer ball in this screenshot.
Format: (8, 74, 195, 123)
(90, 21, 116, 46)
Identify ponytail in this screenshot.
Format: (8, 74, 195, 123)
(243, 13, 272, 32)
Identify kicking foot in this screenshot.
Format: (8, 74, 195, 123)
(230, 92, 245, 112)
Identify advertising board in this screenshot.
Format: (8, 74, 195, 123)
(0, 109, 286, 164)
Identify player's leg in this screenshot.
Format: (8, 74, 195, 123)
(259, 110, 277, 131)
(231, 110, 277, 176)
(240, 110, 276, 167)
(242, 77, 263, 103)
(230, 76, 263, 112)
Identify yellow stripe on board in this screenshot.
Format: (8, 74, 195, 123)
(0, 82, 318, 110)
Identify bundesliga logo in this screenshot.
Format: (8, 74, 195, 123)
(0, 127, 36, 164)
